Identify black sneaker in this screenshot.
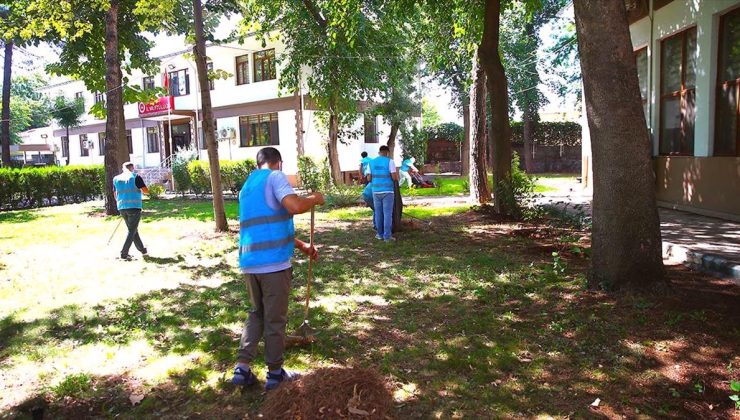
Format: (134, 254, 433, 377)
(120, 254, 133, 261)
(141, 248, 148, 256)
(265, 368, 300, 391)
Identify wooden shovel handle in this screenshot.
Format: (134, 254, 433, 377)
(303, 207, 315, 319)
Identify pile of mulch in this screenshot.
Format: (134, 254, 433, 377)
(259, 367, 393, 419)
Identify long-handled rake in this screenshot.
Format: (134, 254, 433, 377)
(285, 207, 318, 347)
(106, 218, 123, 245)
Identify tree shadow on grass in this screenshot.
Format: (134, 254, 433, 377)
(0, 210, 40, 224)
(2, 212, 739, 418)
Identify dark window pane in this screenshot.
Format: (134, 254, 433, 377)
(236, 55, 249, 85)
(99, 133, 106, 156)
(270, 120, 280, 145)
(636, 49, 648, 100)
(662, 35, 683, 94)
(62, 136, 69, 158)
(716, 84, 738, 155)
(660, 96, 681, 154)
(686, 28, 697, 89)
(80, 134, 89, 157)
(682, 89, 695, 154)
(146, 127, 160, 153)
(720, 9, 740, 82)
(126, 129, 133, 153)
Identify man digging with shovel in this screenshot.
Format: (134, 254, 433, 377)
(232, 147, 324, 391)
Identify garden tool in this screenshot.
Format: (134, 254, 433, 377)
(286, 207, 318, 348)
(106, 217, 124, 245)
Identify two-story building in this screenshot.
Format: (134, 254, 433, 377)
(582, 0, 740, 221)
(36, 35, 408, 185)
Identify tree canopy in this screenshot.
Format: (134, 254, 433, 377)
(0, 74, 50, 144)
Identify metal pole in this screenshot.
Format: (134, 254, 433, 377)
(140, 118, 146, 168)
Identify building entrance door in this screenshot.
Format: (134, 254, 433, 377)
(171, 123, 192, 152)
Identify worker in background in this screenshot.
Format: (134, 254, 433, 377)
(113, 161, 149, 260)
(367, 145, 399, 241)
(359, 151, 372, 185)
(398, 156, 419, 188)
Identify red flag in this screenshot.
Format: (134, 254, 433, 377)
(162, 72, 169, 93)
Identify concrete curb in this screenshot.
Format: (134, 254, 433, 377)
(663, 242, 740, 284)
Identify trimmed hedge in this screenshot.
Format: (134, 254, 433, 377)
(184, 159, 257, 196)
(510, 121, 581, 146)
(0, 165, 105, 210)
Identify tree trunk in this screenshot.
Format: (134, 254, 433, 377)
(1, 41, 13, 167)
(573, 0, 665, 291)
(469, 53, 490, 205)
(461, 95, 470, 177)
(327, 111, 341, 185)
(103, 1, 127, 216)
(194, 0, 228, 232)
(522, 117, 535, 173)
(387, 122, 399, 157)
(479, 0, 512, 213)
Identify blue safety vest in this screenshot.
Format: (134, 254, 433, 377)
(370, 156, 394, 193)
(360, 157, 372, 175)
(401, 158, 412, 172)
(113, 173, 142, 210)
(362, 183, 373, 202)
(238, 169, 295, 271)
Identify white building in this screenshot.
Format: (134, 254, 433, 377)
(34, 35, 410, 186)
(582, 0, 740, 221)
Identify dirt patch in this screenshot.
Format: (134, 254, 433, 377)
(259, 367, 393, 419)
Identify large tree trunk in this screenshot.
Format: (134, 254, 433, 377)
(103, 1, 128, 216)
(461, 95, 470, 177)
(573, 0, 665, 291)
(522, 116, 535, 173)
(1, 41, 12, 167)
(387, 122, 399, 157)
(469, 53, 490, 205)
(194, 0, 228, 232)
(479, 0, 512, 213)
(327, 111, 341, 185)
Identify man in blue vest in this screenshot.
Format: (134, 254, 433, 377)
(113, 161, 149, 260)
(232, 147, 324, 391)
(367, 145, 399, 241)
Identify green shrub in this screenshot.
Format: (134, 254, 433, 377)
(187, 160, 211, 196)
(220, 159, 256, 194)
(510, 121, 581, 146)
(400, 125, 428, 165)
(147, 183, 165, 199)
(172, 148, 197, 195)
(0, 165, 105, 210)
(326, 184, 361, 208)
(298, 155, 331, 192)
(498, 152, 539, 219)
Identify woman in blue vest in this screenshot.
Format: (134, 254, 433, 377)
(368, 145, 399, 241)
(112, 162, 149, 260)
(399, 156, 418, 188)
(232, 147, 325, 391)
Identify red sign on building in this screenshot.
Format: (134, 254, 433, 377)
(138, 96, 174, 118)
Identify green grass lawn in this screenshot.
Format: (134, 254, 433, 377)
(398, 173, 568, 197)
(1, 198, 738, 418)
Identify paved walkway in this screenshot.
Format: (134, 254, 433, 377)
(402, 177, 740, 280)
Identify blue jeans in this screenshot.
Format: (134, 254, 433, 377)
(372, 192, 394, 240)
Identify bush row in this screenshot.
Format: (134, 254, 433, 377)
(0, 165, 105, 210)
(175, 159, 257, 196)
(510, 121, 582, 146)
